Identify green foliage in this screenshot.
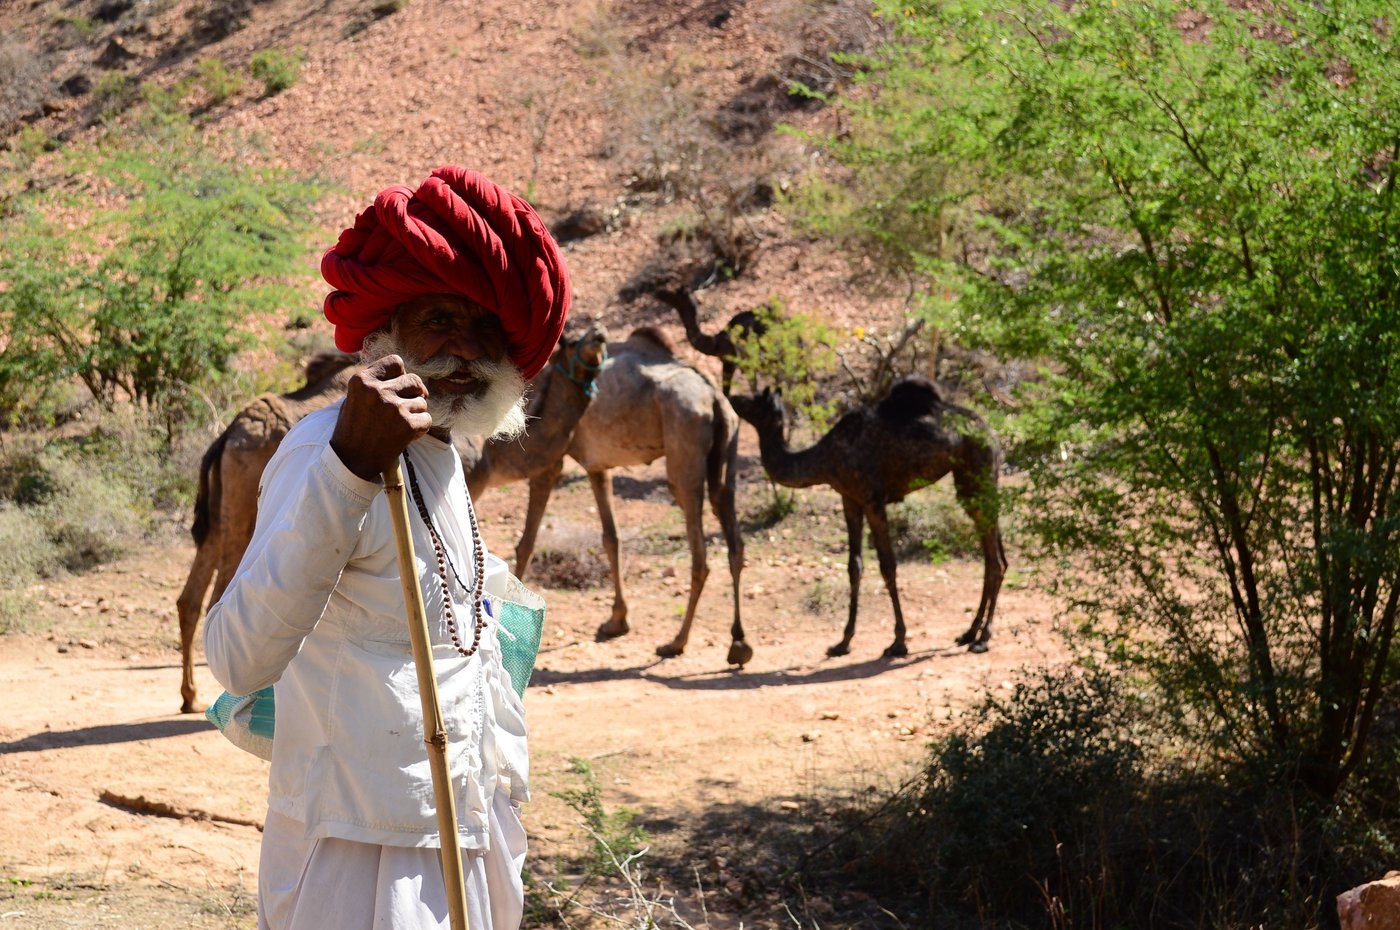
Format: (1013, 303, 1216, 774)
(886, 486, 980, 563)
(197, 58, 244, 105)
(57, 14, 101, 42)
(250, 47, 303, 96)
(0, 443, 149, 582)
(810, 664, 1398, 929)
(9, 125, 50, 167)
(92, 72, 138, 121)
(822, 0, 1400, 798)
(0, 116, 324, 439)
(730, 297, 839, 428)
(550, 758, 648, 881)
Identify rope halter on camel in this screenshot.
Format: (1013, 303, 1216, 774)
(554, 341, 608, 398)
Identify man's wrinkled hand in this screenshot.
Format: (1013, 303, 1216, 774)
(329, 355, 432, 482)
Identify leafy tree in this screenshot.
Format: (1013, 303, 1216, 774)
(729, 297, 839, 429)
(811, 0, 1400, 797)
(0, 116, 324, 438)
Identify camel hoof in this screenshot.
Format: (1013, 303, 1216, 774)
(656, 641, 685, 659)
(825, 642, 851, 658)
(954, 630, 975, 646)
(882, 642, 909, 660)
(726, 640, 754, 667)
(596, 618, 630, 641)
(967, 641, 989, 654)
(180, 702, 199, 716)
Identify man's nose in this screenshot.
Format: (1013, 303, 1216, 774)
(444, 331, 488, 361)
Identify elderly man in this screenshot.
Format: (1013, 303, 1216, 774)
(204, 167, 569, 930)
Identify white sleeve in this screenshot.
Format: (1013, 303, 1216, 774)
(203, 440, 382, 696)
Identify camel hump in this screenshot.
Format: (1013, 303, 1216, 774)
(876, 375, 946, 424)
(226, 394, 299, 451)
(626, 325, 680, 356)
(302, 350, 358, 388)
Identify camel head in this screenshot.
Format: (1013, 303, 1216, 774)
(727, 387, 787, 435)
(554, 319, 610, 397)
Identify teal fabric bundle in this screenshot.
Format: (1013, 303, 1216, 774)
(207, 574, 546, 760)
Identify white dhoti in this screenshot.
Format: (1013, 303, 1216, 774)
(258, 789, 528, 930)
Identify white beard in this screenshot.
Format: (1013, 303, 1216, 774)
(361, 330, 528, 441)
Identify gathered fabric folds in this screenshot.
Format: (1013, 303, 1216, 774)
(321, 166, 570, 380)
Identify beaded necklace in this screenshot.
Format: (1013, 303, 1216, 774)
(402, 447, 486, 659)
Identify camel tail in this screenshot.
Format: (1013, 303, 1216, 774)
(190, 427, 231, 546)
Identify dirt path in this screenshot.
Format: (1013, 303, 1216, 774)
(0, 448, 1065, 929)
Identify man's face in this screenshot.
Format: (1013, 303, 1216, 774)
(361, 294, 527, 439)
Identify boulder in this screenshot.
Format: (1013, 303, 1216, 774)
(1338, 871, 1400, 930)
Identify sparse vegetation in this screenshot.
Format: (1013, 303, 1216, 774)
(0, 39, 49, 135)
(0, 114, 324, 439)
(250, 47, 303, 96)
(196, 57, 243, 105)
(91, 72, 138, 121)
(886, 488, 980, 563)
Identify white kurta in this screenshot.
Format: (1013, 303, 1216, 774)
(205, 400, 530, 929)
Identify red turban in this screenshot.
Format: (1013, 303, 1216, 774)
(321, 166, 570, 380)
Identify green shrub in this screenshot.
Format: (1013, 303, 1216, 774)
(250, 47, 302, 96)
(0, 115, 324, 440)
(0, 504, 60, 582)
(729, 297, 838, 429)
(92, 72, 137, 120)
(0, 588, 40, 635)
(197, 57, 243, 105)
(812, 0, 1400, 802)
(0, 444, 148, 581)
(550, 757, 648, 881)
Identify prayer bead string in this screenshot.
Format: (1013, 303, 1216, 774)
(402, 448, 486, 659)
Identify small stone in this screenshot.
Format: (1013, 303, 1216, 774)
(56, 644, 70, 654)
(819, 710, 840, 720)
(800, 730, 821, 742)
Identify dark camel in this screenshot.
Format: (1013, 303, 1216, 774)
(509, 327, 751, 666)
(654, 287, 766, 395)
(174, 329, 608, 713)
(729, 377, 1006, 658)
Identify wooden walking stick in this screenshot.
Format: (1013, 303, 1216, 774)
(383, 459, 471, 930)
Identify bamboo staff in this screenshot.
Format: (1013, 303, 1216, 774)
(383, 460, 471, 930)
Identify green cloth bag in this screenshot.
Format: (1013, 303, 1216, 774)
(206, 568, 546, 760)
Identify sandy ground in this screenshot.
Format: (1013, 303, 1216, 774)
(0, 432, 1066, 929)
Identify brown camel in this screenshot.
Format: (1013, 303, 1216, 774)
(458, 319, 610, 501)
(729, 377, 1006, 658)
(174, 328, 608, 713)
(511, 327, 752, 666)
(654, 287, 765, 395)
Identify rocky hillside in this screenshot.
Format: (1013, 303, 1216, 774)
(2, 0, 906, 370)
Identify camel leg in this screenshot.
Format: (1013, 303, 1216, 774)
(656, 474, 710, 659)
(175, 542, 219, 714)
(953, 470, 1007, 653)
(828, 495, 864, 657)
(516, 458, 565, 579)
(958, 528, 1007, 653)
(708, 455, 750, 667)
(589, 469, 631, 640)
(865, 504, 909, 659)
